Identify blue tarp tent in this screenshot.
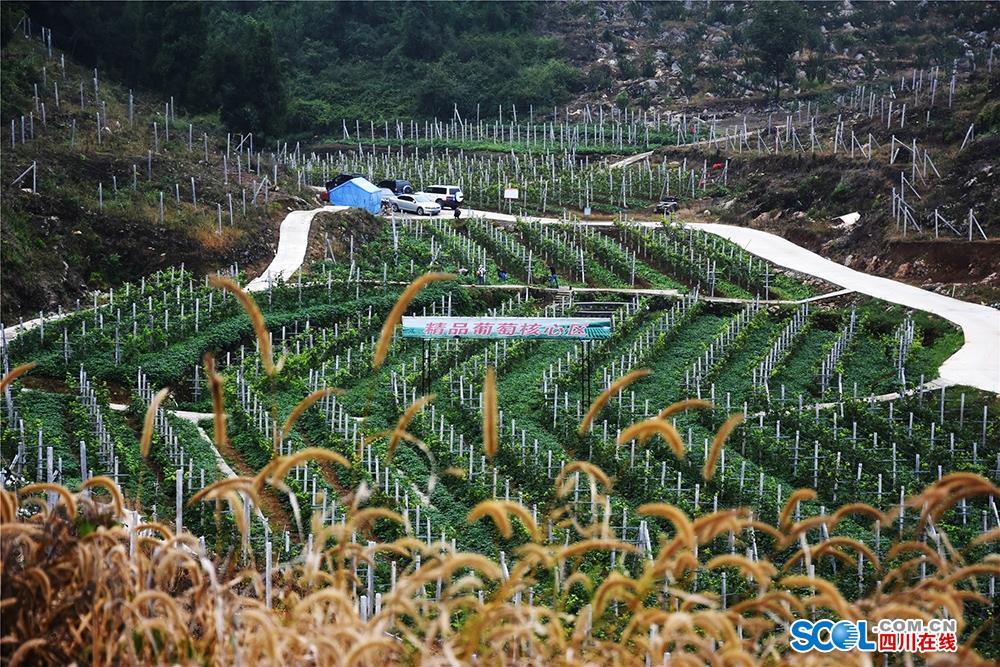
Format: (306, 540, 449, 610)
(328, 177, 382, 214)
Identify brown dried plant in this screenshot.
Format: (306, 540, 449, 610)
(210, 275, 280, 376)
(578, 368, 651, 435)
(373, 272, 456, 369)
(482, 367, 498, 459)
(2, 429, 996, 665)
(366, 394, 435, 463)
(0, 362, 35, 393)
(3, 295, 997, 667)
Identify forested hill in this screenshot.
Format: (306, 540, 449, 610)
(7, 1, 577, 138)
(6, 1, 998, 142)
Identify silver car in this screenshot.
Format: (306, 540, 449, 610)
(389, 193, 441, 216)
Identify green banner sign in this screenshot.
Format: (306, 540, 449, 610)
(401, 316, 611, 340)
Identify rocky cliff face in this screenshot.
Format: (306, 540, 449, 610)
(538, 1, 998, 115)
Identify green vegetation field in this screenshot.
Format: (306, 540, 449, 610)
(4, 209, 997, 662)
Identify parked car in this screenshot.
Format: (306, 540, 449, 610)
(388, 193, 441, 216)
(424, 184, 464, 209)
(377, 179, 414, 195)
(654, 197, 680, 213)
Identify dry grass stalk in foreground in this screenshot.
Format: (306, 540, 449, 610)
(482, 367, 498, 459)
(3, 282, 997, 665)
(373, 272, 456, 370)
(210, 275, 280, 376)
(578, 368, 651, 435)
(2, 451, 997, 665)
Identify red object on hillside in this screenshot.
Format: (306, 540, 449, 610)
(319, 190, 329, 202)
(711, 162, 725, 171)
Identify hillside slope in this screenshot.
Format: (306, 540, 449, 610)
(541, 1, 999, 114)
(649, 64, 1000, 301)
(22, 2, 998, 134)
(0, 33, 309, 321)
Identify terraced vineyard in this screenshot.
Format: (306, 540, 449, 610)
(4, 6, 1000, 663)
(3, 209, 997, 661)
(301, 145, 727, 217)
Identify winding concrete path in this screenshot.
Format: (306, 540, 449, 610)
(403, 209, 999, 393)
(606, 126, 765, 169)
(108, 404, 268, 525)
(4, 203, 996, 394)
(680, 223, 1000, 393)
(158, 204, 1000, 393)
(608, 151, 655, 169)
(1, 204, 347, 340)
(245, 205, 347, 292)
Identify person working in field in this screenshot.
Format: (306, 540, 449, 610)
(497, 267, 508, 283)
(476, 265, 486, 285)
(548, 266, 559, 288)
(454, 206, 462, 220)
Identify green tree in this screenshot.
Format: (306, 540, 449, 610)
(206, 14, 286, 136)
(586, 64, 615, 92)
(615, 90, 629, 110)
(415, 59, 460, 118)
(619, 57, 639, 80)
(511, 60, 581, 109)
(135, 2, 208, 111)
(397, 2, 446, 61)
(640, 52, 656, 78)
(745, 1, 810, 100)
(1, 1, 27, 48)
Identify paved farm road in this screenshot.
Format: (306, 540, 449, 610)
(246, 205, 348, 292)
(434, 209, 1000, 393)
(681, 222, 1000, 393)
(5, 205, 997, 395)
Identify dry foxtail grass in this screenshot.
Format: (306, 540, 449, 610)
(210, 275, 279, 376)
(373, 272, 456, 369)
(578, 368, 651, 435)
(3, 282, 997, 666)
(3, 413, 997, 665)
